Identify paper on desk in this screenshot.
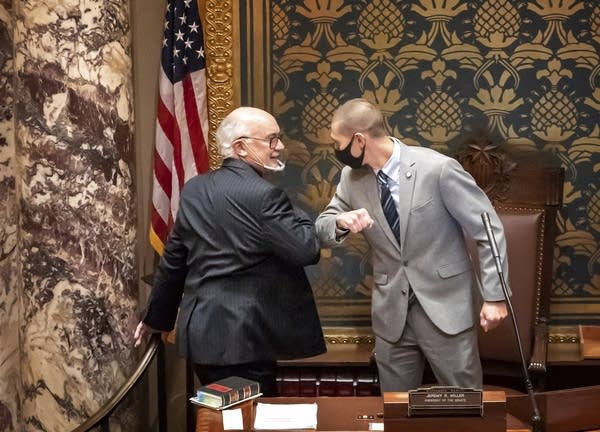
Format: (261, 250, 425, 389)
(253, 402, 318, 430)
(222, 408, 243, 430)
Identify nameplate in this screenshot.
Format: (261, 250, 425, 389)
(407, 386, 483, 417)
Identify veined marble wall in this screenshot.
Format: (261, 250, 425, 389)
(0, 1, 18, 430)
(0, 1, 138, 431)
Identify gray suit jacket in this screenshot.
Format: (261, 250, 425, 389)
(316, 142, 509, 343)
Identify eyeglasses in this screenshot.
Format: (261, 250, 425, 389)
(237, 134, 282, 149)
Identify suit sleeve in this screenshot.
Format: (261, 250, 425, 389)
(143, 209, 190, 331)
(439, 158, 510, 301)
(315, 167, 353, 247)
(261, 187, 321, 266)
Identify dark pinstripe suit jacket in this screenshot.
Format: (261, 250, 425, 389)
(144, 158, 326, 365)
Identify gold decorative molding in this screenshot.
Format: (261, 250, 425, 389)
(547, 325, 582, 362)
(199, 0, 241, 170)
(548, 325, 580, 344)
(323, 327, 375, 345)
(549, 334, 580, 344)
(325, 335, 376, 345)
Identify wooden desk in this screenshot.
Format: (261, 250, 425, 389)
(195, 396, 531, 431)
(275, 325, 600, 397)
(507, 385, 600, 432)
(548, 325, 600, 363)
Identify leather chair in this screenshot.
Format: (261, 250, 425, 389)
(456, 137, 564, 391)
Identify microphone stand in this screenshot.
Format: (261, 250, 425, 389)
(481, 212, 544, 432)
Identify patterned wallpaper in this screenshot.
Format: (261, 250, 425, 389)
(240, 0, 600, 326)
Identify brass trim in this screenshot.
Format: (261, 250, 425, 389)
(548, 334, 580, 344)
(199, 0, 241, 169)
(325, 335, 376, 345)
(244, 0, 269, 109)
(548, 325, 580, 344)
(322, 327, 375, 344)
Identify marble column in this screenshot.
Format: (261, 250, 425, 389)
(13, 1, 137, 431)
(0, 1, 19, 431)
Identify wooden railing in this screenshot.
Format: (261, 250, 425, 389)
(72, 333, 166, 432)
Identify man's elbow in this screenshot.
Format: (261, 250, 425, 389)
(301, 244, 321, 266)
(293, 242, 321, 266)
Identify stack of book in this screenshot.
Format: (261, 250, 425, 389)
(189, 376, 261, 410)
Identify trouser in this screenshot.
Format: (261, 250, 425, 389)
(375, 300, 482, 392)
(192, 361, 279, 396)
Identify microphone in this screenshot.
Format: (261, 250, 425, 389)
(481, 212, 544, 432)
(242, 144, 286, 173)
(482, 212, 503, 276)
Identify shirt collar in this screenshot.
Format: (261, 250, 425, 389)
(375, 138, 401, 184)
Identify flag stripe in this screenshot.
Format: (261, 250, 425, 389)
(173, 81, 197, 184)
(169, 173, 181, 223)
(183, 74, 210, 173)
(153, 139, 172, 200)
(190, 69, 209, 147)
(152, 172, 171, 223)
(157, 96, 185, 190)
(150, 0, 210, 255)
(158, 68, 175, 113)
(151, 203, 170, 243)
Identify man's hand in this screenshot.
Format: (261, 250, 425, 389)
(134, 321, 159, 347)
(336, 209, 374, 233)
(479, 301, 508, 332)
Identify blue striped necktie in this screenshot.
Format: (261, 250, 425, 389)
(377, 170, 400, 246)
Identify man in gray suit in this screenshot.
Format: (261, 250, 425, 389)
(316, 98, 509, 392)
(135, 107, 325, 396)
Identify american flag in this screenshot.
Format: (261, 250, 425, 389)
(150, 0, 210, 254)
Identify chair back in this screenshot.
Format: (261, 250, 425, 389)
(480, 206, 547, 364)
(456, 139, 564, 377)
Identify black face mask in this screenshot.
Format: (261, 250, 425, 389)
(334, 135, 365, 169)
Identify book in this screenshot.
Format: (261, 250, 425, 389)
(189, 392, 262, 411)
(191, 376, 261, 409)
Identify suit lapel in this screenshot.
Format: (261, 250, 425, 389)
(396, 147, 416, 253)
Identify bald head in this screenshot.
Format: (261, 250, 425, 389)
(216, 107, 277, 158)
(332, 98, 386, 138)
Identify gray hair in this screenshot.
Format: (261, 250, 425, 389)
(215, 107, 270, 158)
